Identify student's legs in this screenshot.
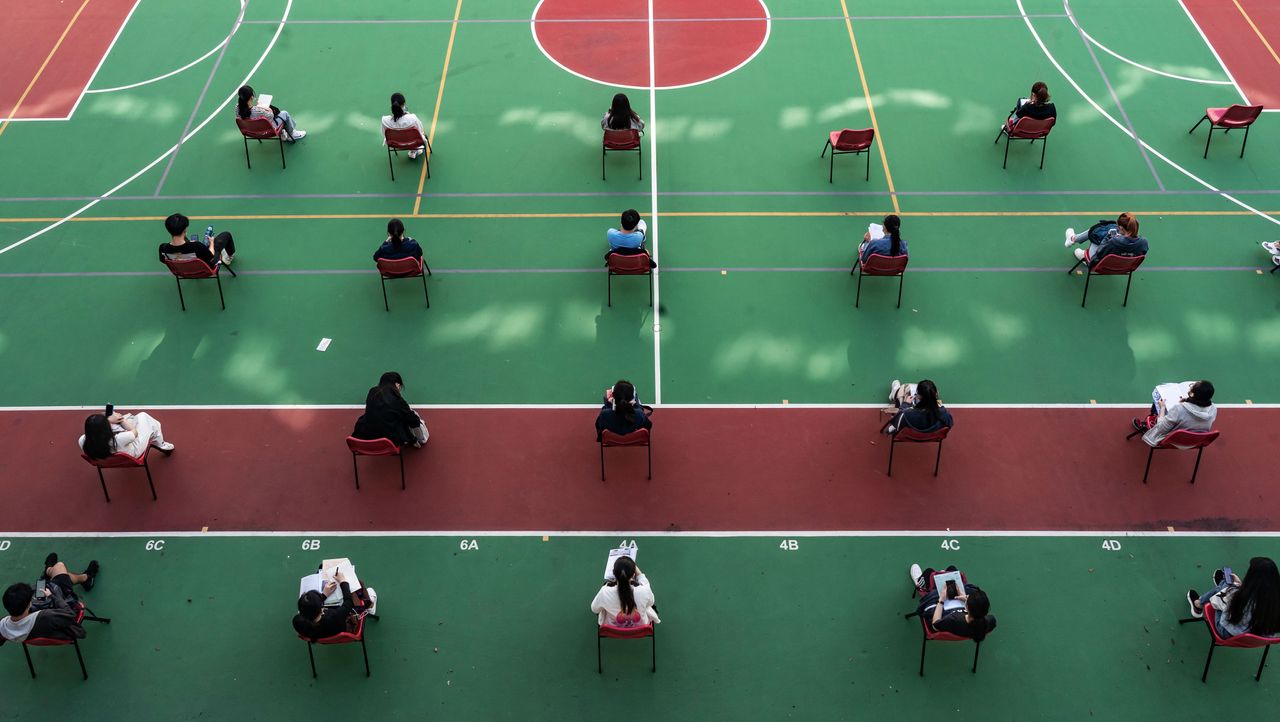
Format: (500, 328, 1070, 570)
(636, 219, 647, 238)
(274, 109, 296, 136)
(1069, 231, 1089, 245)
(131, 412, 167, 446)
(1197, 579, 1232, 608)
(411, 413, 429, 445)
(46, 564, 88, 586)
(211, 232, 236, 258)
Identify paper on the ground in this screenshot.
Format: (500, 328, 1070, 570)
(867, 223, 885, 241)
(603, 547, 637, 581)
(256, 94, 273, 108)
(1154, 381, 1194, 410)
(316, 338, 331, 352)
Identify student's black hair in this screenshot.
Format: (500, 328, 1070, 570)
(297, 590, 325, 619)
(387, 218, 405, 247)
(1030, 81, 1050, 105)
(377, 371, 406, 399)
(612, 555, 638, 615)
(611, 380, 638, 424)
(237, 85, 255, 119)
(620, 209, 640, 232)
(390, 92, 407, 122)
(82, 414, 116, 459)
(915, 379, 940, 423)
(1228, 557, 1280, 635)
(164, 213, 190, 237)
(608, 93, 633, 130)
(965, 589, 992, 641)
(883, 214, 902, 256)
(3, 582, 34, 617)
(1188, 380, 1214, 407)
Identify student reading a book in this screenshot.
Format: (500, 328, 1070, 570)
(293, 570, 364, 640)
(1185, 557, 1280, 639)
(1006, 81, 1056, 124)
(883, 379, 952, 435)
(595, 380, 652, 441)
(236, 85, 306, 141)
(352, 371, 429, 448)
(1134, 380, 1215, 446)
(909, 563, 995, 641)
(859, 214, 907, 263)
(1062, 213, 1147, 266)
(592, 556, 659, 627)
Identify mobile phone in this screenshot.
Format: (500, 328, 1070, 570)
(105, 403, 114, 416)
(1223, 567, 1232, 583)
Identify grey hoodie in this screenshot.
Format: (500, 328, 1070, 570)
(1143, 401, 1216, 447)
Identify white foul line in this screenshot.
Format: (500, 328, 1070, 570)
(1067, 0, 1231, 86)
(648, 0, 662, 405)
(1176, 0, 1249, 103)
(2, 529, 1278, 538)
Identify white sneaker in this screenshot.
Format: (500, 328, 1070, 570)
(1186, 589, 1203, 619)
(889, 379, 901, 403)
(1074, 248, 1087, 261)
(366, 587, 378, 617)
(1064, 228, 1076, 247)
(910, 563, 924, 590)
(289, 129, 307, 141)
(1261, 241, 1280, 256)
(220, 249, 234, 266)
(407, 149, 422, 160)
(154, 441, 175, 452)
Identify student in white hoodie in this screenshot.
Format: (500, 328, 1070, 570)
(591, 556, 659, 628)
(1135, 380, 1216, 446)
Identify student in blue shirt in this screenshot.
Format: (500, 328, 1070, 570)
(859, 214, 907, 263)
(607, 209, 647, 253)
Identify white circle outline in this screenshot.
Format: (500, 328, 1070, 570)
(530, 0, 772, 90)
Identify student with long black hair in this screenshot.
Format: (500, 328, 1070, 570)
(591, 556, 660, 627)
(594, 380, 652, 441)
(381, 92, 427, 160)
(884, 379, 952, 435)
(373, 218, 424, 262)
(79, 410, 173, 458)
(909, 563, 996, 641)
(859, 214, 907, 263)
(601, 93, 645, 131)
(352, 371, 429, 448)
(235, 85, 306, 140)
(1186, 557, 1280, 638)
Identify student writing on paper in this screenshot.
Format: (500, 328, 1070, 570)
(908, 563, 995, 641)
(1133, 380, 1216, 446)
(236, 85, 306, 141)
(859, 214, 907, 263)
(592, 556, 659, 628)
(595, 380, 652, 441)
(352, 371, 429, 448)
(294, 570, 364, 641)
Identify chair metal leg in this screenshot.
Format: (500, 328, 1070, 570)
(887, 438, 896, 476)
(381, 276, 389, 311)
(1190, 447, 1203, 484)
(1204, 126, 1213, 158)
(399, 453, 405, 491)
(278, 138, 286, 169)
(972, 640, 981, 673)
(241, 137, 253, 168)
(360, 636, 370, 677)
(307, 641, 317, 678)
(1271, 261, 1280, 274)
(424, 261, 433, 276)
(1039, 135, 1047, 169)
(215, 275, 225, 310)
(1122, 272, 1133, 306)
(994, 126, 1006, 144)
(1081, 269, 1092, 308)
(1240, 125, 1250, 158)
(353, 453, 360, 490)
(602, 146, 607, 181)
(388, 149, 395, 181)
(1201, 640, 1215, 683)
(896, 273, 904, 309)
(72, 638, 87, 680)
(1189, 115, 1208, 134)
(597, 634, 603, 673)
(144, 458, 156, 501)
(425, 150, 431, 179)
(933, 440, 943, 476)
(97, 467, 110, 502)
(1257, 644, 1270, 681)
(638, 144, 643, 181)
(600, 443, 606, 482)
(421, 272, 430, 309)
(1143, 447, 1154, 484)
(607, 273, 613, 307)
(648, 272, 654, 307)
(865, 149, 871, 181)
(820, 139, 830, 158)
(918, 632, 927, 677)
(651, 627, 656, 672)
(1067, 258, 1084, 275)
(23, 644, 36, 678)
(175, 277, 186, 311)
(855, 268, 863, 308)
(1002, 134, 1011, 169)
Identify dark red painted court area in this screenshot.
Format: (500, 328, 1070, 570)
(2, 408, 1277, 533)
(533, 0, 768, 88)
(1183, 0, 1280, 109)
(0, 0, 136, 120)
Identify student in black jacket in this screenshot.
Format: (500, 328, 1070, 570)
(352, 371, 428, 447)
(1006, 81, 1056, 123)
(909, 563, 996, 641)
(595, 380, 652, 441)
(293, 570, 361, 641)
(1, 580, 87, 646)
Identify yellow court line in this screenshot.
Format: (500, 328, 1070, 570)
(838, 0, 899, 214)
(413, 0, 464, 216)
(1232, 0, 1280, 67)
(0, 0, 94, 138)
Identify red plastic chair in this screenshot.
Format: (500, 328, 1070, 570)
(161, 256, 237, 310)
(600, 428, 651, 481)
(603, 128, 642, 180)
(887, 425, 950, 477)
(23, 601, 110, 680)
(994, 116, 1055, 169)
(851, 252, 908, 308)
(235, 116, 286, 169)
(81, 448, 160, 502)
(1189, 104, 1263, 158)
(1178, 605, 1280, 682)
(346, 437, 405, 491)
(820, 128, 875, 182)
(904, 570, 984, 677)
(606, 252, 653, 307)
(375, 256, 430, 311)
(1134, 428, 1220, 484)
(299, 612, 371, 678)
(1067, 252, 1145, 308)
(383, 126, 432, 181)
(597, 621, 656, 673)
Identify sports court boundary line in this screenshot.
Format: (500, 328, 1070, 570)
(65, 0, 144, 113)
(647, 0, 663, 405)
(0, 0, 93, 135)
(1177, 0, 1249, 105)
(4, 403, 1274, 410)
(3, 529, 1278, 538)
(1066, 0, 1231, 86)
(413, 0, 463, 216)
(240, 14, 1069, 26)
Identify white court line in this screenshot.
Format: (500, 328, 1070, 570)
(65, 0, 144, 109)
(647, 0, 662, 405)
(87, 0, 247, 94)
(2, 403, 1276, 411)
(1066, 0, 1230, 86)
(1017, 0, 1280, 227)
(0, 0, 295, 257)
(2, 529, 1278, 538)
(1176, 0, 1249, 104)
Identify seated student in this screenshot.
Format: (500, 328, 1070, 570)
(159, 213, 237, 268)
(592, 556, 660, 627)
(236, 84, 306, 140)
(1133, 380, 1216, 445)
(373, 218, 423, 262)
(859, 214, 907, 263)
(352, 371, 429, 448)
(1260, 241, 1280, 270)
(909, 563, 996, 640)
(883, 379, 952, 435)
(381, 92, 427, 160)
(293, 569, 378, 640)
(1006, 81, 1056, 124)
(79, 409, 173, 458)
(38, 553, 100, 592)
(1186, 556, 1280, 639)
(0, 553, 98, 646)
(595, 380, 652, 442)
(1063, 212, 1148, 266)
(601, 93, 645, 132)
(607, 209, 649, 255)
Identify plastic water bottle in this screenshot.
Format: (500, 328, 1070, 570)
(205, 225, 214, 240)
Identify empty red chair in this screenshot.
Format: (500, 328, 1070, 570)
(851, 252, 908, 308)
(236, 116, 286, 169)
(1136, 428, 1219, 484)
(1178, 605, 1280, 682)
(600, 428, 651, 481)
(383, 126, 432, 181)
(603, 129, 643, 180)
(606, 252, 653, 307)
(346, 437, 406, 490)
(994, 116, 1055, 169)
(887, 425, 950, 477)
(300, 612, 372, 678)
(1068, 252, 1145, 308)
(375, 257, 431, 311)
(903, 570, 984, 676)
(1189, 104, 1263, 158)
(22, 601, 110, 680)
(162, 256, 237, 310)
(820, 128, 875, 182)
(81, 447, 161, 502)
(597, 621, 656, 673)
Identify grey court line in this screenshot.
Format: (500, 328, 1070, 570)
(239, 14, 1068, 26)
(1063, 1, 1164, 191)
(152, 3, 249, 196)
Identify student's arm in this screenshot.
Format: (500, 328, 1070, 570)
(1144, 404, 1184, 443)
(590, 586, 610, 615)
(338, 581, 354, 612)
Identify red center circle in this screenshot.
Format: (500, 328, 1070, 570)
(532, 0, 770, 89)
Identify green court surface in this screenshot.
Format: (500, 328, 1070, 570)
(1, 534, 1277, 720)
